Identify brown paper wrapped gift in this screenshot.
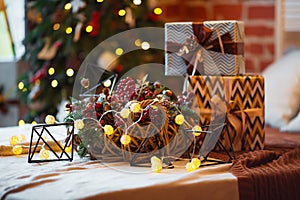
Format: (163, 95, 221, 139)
(189, 75, 265, 151)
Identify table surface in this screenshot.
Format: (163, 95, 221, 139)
(0, 125, 239, 200)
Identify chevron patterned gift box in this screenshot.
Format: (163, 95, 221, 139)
(189, 75, 265, 151)
(165, 21, 245, 76)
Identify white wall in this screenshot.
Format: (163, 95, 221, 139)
(0, 62, 18, 126)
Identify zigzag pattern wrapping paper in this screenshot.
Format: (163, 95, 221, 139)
(165, 21, 245, 76)
(189, 75, 265, 151)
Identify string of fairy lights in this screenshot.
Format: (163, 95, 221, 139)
(17, 0, 163, 125)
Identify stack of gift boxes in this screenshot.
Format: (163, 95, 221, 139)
(165, 21, 265, 151)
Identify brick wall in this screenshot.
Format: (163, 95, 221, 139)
(160, 0, 276, 73)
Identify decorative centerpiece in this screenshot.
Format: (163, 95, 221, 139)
(64, 76, 204, 166)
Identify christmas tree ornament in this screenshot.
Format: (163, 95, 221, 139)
(73, 22, 83, 42)
(27, 3, 42, 23)
(28, 84, 41, 101)
(50, 9, 65, 23)
(147, 0, 157, 10)
(29, 66, 47, 84)
(88, 12, 100, 37)
(70, 0, 86, 13)
(125, 7, 135, 28)
(37, 38, 62, 60)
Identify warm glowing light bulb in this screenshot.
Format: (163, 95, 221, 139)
(120, 108, 130, 119)
(51, 80, 58, 88)
(32, 121, 37, 125)
(45, 115, 56, 124)
(154, 7, 162, 15)
(115, 48, 123, 55)
(133, 0, 142, 5)
(64, 3, 72, 10)
(175, 114, 184, 125)
(118, 9, 126, 16)
(18, 119, 25, 126)
(74, 119, 85, 130)
(12, 145, 23, 155)
(66, 27, 73, 34)
(39, 148, 49, 159)
(66, 68, 74, 77)
(53, 23, 60, 31)
(103, 79, 111, 87)
(18, 82, 24, 90)
(191, 158, 201, 168)
(48, 67, 55, 75)
(97, 0, 104, 2)
(185, 162, 196, 172)
(130, 102, 141, 113)
(120, 135, 131, 145)
(192, 125, 202, 136)
(103, 125, 114, 136)
(65, 145, 72, 153)
(141, 42, 150, 50)
(10, 136, 19, 145)
(151, 156, 162, 173)
(86, 25, 93, 33)
(134, 39, 141, 46)
(18, 134, 26, 142)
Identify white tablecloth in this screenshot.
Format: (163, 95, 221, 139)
(0, 126, 239, 200)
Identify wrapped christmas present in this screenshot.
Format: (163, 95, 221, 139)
(189, 75, 264, 151)
(165, 20, 245, 76)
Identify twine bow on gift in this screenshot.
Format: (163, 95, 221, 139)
(166, 23, 244, 75)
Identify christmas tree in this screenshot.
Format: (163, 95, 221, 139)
(18, 0, 164, 123)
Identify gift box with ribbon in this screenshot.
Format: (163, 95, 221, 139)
(189, 75, 265, 151)
(165, 21, 245, 76)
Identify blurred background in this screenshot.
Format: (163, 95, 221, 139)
(0, 0, 299, 126)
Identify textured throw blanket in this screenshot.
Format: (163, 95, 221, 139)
(231, 148, 300, 200)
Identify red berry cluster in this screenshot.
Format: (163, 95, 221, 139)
(114, 77, 136, 101)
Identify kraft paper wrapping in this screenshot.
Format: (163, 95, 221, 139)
(189, 75, 265, 151)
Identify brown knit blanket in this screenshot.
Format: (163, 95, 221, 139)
(230, 148, 300, 200)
